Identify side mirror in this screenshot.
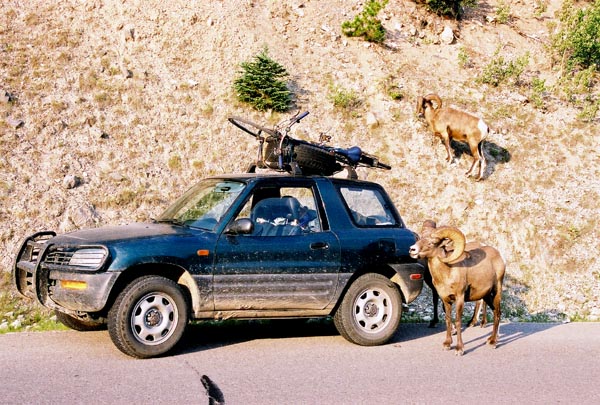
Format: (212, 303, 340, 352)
(224, 218, 254, 235)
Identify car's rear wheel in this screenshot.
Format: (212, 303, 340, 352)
(108, 275, 189, 358)
(55, 310, 106, 331)
(333, 273, 402, 346)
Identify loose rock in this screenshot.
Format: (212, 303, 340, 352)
(440, 26, 454, 45)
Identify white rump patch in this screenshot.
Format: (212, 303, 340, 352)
(478, 119, 489, 140)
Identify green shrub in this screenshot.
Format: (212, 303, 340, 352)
(328, 84, 361, 110)
(534, 1, 548, 17)
(233, 48, 291, 112)
(549, 0, 600, 72)
(342, 0, 388, 43)
(477, 49, 529, 87)
(381, 76, 404, 100)
(560, 64, 598, 121)
(558, 64, 596, 100)
(495, 1, 511, 24)
(547, 2, 600, 121)
(578, 98, 600, 121)
(416, 0, 478, 19)
(530, 77, 547, 109)
(457, 47, 470, 68)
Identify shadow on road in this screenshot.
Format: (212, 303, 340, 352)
(176, 316, 561, 357)
(176, 318, 339, 355)
(396, 322, 561, 355)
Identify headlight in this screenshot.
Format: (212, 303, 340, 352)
(68, 248, 108, 269)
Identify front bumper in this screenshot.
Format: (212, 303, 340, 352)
(46, 270, 119, 312)
(13, 232, 118, 313)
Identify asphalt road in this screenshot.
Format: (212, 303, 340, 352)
(1, 320, 599, 404)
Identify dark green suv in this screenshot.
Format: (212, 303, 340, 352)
(14, 174, 423, 358)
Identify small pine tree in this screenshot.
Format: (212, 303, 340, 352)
(415, 0, 477, 19)
(341, 0, 388, 43)
(233, 48, 291, 112)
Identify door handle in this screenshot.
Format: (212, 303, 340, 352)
(310, 241, 329, 250)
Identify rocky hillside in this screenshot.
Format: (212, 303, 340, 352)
(1, 0, 599, 322)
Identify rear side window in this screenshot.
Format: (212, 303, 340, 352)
(339, 186, 397, 227)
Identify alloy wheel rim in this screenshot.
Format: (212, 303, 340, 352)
(353, 288, 392, 333)
(131, 292, 178, 345)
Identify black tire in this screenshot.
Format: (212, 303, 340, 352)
(333, 273, 402, 346)
(55, 310, 106, 331)
(108, 275, 189, 358)
(293, 143, 340, 176)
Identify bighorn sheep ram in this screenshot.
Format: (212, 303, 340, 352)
(416, 93, 489, 180)
(409, 221, 505, 355)
(419, 220, 487, 329)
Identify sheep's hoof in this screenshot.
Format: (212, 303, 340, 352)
(455, 349, 464, 356)
(443, 344, 452, 351)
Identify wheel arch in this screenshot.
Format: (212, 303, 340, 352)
(331, 265, 404, 315)
(105, 263, 197, 316)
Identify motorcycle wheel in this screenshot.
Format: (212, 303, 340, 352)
(293, 144, 340, 176)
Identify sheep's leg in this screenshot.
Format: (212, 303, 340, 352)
(480, 301, 488, 327)
(465, 142, 481, 178)
(467, 299, 482, 327)
(424, 269, 440, 328)
(430, 288, 440, 328)
(465, 157, 479, 177)
(487, 288, 502, 348)
(442, 134, 454, 163)
(442, 301, 453, 350)
(477, 141, 487, 180)
(454, 299, 465, 356)
(467, 299, 488, 327)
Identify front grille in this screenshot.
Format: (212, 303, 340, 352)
(44, 250, 74, 266)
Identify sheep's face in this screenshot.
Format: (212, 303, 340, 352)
(409, 237, 442, 259)
(416, 98, 429, 118)
(410, 236, 456, 260)
(416, 98, 424, 116)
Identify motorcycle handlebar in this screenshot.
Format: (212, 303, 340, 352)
(295, 111, 309, 122)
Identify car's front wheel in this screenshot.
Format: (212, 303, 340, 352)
(108, 275, 189, 358)
(333, 273, 402, 346)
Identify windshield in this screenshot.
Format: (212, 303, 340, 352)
(157, 179, 246, 230)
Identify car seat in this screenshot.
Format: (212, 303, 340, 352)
(251, 197, 302, 236)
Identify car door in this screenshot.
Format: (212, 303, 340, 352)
(212, 183, 341, 312)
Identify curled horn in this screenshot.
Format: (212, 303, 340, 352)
(423, 93, 443, 110)
(432, 226, 465, 263)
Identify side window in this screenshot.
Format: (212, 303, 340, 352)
(235, 186, 322, 236)
(339, 186, 397, 227)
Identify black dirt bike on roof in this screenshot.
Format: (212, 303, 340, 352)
(228, 111, 391, 179)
